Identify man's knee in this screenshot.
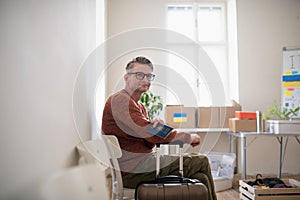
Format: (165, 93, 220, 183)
(192, 154, 209, 166)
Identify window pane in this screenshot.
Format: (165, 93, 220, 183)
(167, 5, 195, 40)
(202, 45, 227, 77)
(198, 82, 212, 106)
(201, 45, 229, 102)
(197, 6, 225, 42)
(166, 3, 233, 106)
(166, 53, 199, 106)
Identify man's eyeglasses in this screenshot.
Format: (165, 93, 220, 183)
(127, 72, 155, 81)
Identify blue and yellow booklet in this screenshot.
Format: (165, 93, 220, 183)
(147, 123, 174, 139)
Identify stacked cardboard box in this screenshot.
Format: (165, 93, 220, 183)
(228, 111, 257, 132)
(228, 118, 257, 132)
(198, 100, 242, 128)
(165, 100, 242, 128)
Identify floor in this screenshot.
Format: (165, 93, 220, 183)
(216, 188, 239, 200)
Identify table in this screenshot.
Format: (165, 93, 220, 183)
(227, 131, 300, 179)
(174, 128, 229, 154)
(177, 128, 229, 133)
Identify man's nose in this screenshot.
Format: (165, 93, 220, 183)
(142, 76, 149, 81)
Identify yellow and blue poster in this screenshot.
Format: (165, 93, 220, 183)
(282, 47, 300, 118)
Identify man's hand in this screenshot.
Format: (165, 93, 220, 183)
(190, 133, 201, 147)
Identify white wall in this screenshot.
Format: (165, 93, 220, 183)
(106, 0, 166, 97)
(107, 0, 300, 175)
(236, 0, 300, 175)
(0, 0, 103, 199)
(237, 0, 300, 112)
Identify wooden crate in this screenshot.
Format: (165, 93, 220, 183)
(239, 179, 300, 200)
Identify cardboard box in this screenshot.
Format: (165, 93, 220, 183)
(198, 107, 220, 128)
(229, 118, 257, 132)
(165, 105, 196, 128)
(235, 111, 256, 120)
(219, 101, 242, 128)
(199, 100, 242, 128)
(239, 179, 300, 200)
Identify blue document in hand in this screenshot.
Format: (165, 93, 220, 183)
(147, 123, 174, 139)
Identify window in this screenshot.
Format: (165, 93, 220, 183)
(166, 0, 238, 106)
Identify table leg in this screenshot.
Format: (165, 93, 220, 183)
(277, 136, 289, 179)
(278, 136, 283, 179)
(240, 134, 246, 180)
(228, 134, 232, 153)
(295, 136, 300, 144)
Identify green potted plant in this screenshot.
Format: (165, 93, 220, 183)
(263, 100, 300, 133)
(263, 100, 300, 120)
(140, 91, 163, 120)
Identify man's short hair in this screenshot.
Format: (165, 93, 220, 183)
(126, 56, 153, 71)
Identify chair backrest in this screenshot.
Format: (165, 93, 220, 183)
(76, 135, 124, 200)
(102, 135, 122, 160)
(101, 135, 124, 200)
(41, 164, 110, 200)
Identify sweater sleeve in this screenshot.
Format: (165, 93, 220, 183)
(110, 92, 191, 145)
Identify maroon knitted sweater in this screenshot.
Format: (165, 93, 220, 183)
(101, 89, 191, 174)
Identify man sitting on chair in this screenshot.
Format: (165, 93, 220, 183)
(102, 56, 217, 200)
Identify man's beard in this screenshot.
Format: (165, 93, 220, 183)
(136, 83, 150, 92)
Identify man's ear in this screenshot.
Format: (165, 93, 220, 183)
(124, 74, 129, 82)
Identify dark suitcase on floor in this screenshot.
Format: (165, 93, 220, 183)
(135, 142, 208, 200)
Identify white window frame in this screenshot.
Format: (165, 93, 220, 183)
(165, 0, 238, 106)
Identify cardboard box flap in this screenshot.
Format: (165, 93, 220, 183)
(231, 99, 241, 107)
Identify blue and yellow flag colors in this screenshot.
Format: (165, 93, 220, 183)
(173, 113, 187, 122)
(282, 74, 300, 82)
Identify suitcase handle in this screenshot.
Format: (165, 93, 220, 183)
(155, 175, 184, 183)
(155, 141, 184, 178)
(155, 175, 201, 184)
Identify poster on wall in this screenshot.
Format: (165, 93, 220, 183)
(282, 47, 300, 75)
(282, 87, 300, 116)
(282, 47, 300, 118)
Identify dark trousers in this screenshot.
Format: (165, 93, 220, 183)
(122, 153, 217, 200)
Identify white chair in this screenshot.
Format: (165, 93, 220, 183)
(76, 136, 135, 200)
(41, 164, 110, 200)
(102, 135, 136, 200)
